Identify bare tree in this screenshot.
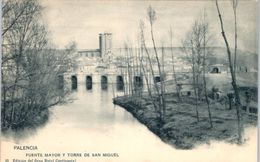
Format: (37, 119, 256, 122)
(215, 0, 243, 143)
(140, 20, 162, 120)
(124, 43, 134, 97)
(1, 0, 77, 130)
(232, 0, 238, 74)
(169, 27, 182, 101)
(147, 6, 166, 120)
(183, 16, 213, 124)
(182, 20, 204, 122)
(138, 35, 158, 113)
(201, 12, 213, 128)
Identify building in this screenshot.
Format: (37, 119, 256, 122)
(99, 33, 112, 57)
(72, 33, 257, 93)
(78, 32, 112, 59)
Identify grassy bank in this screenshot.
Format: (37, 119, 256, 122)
(113, 94, 257, 149)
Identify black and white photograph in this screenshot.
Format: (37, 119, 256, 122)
(0, 0, 258, 162)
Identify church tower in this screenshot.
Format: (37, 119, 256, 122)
(99, 33, 112, 58)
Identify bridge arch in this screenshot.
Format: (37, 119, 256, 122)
(154, 76, 161, 83)
(58, 75, 64, 89)
(86, 75, 92, 90)
(101, 75, 108, 90)
(211, 67, 220, 74)
(116, 75, 124, 91)
(71, 75, 77, 90)
(134, 76, 143, 88)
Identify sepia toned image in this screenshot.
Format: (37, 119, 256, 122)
(0, 0, 258, 162)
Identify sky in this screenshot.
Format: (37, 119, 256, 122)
(40, 0, 258, 53)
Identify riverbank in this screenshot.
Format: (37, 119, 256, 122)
(113, 94, 257, 149)
(1, 108, 49, 133)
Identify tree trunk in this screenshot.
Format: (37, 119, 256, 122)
(150, 23, 166, 120)
(170, 27, 182, 101)
(140, 27, 162, 120)
(215, 0, 242, 143)
(203, 25, 213, 128)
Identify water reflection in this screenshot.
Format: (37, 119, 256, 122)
(1, 83, 257, 162)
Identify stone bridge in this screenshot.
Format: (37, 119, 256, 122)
(59, 71, 179, 90)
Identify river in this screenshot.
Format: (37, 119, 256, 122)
(1, 83, 257, 162)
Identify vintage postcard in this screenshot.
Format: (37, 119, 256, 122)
(1, 0, 258, 162)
